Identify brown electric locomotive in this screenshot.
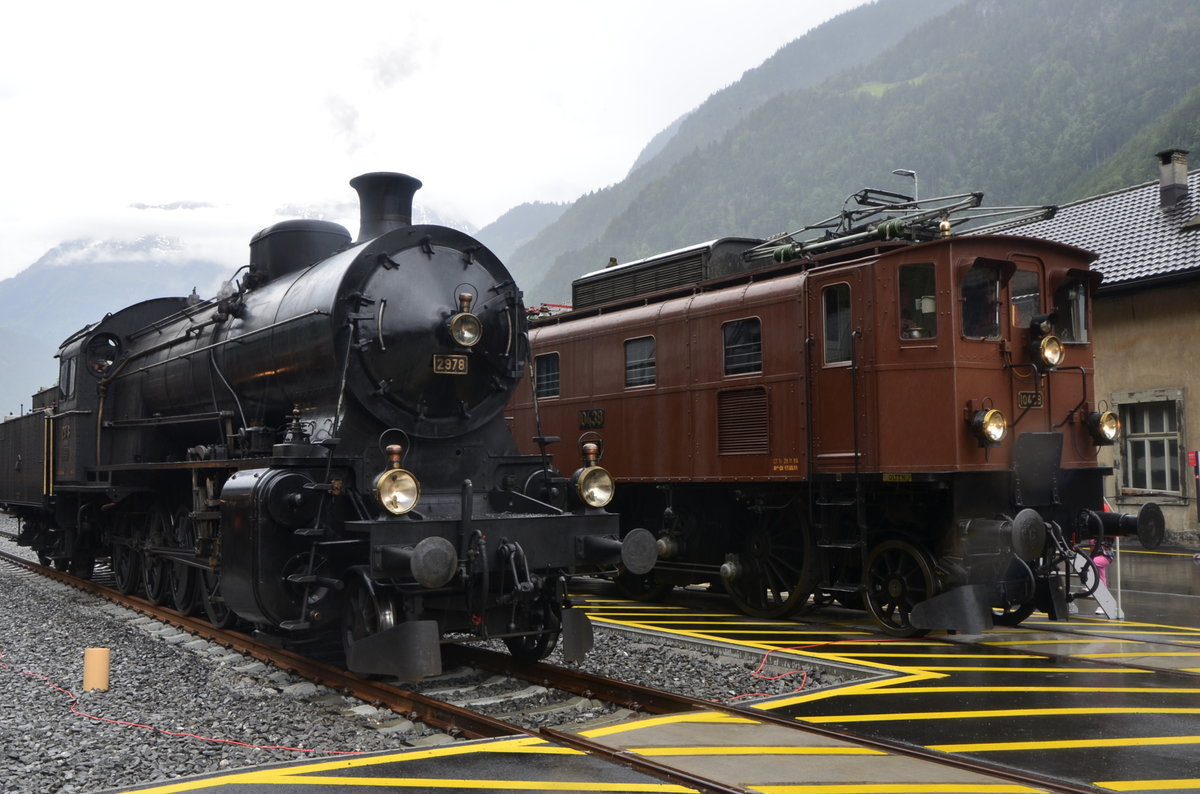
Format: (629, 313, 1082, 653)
(509, 190, 1164, 636)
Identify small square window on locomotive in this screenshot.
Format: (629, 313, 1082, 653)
(899, 264, 937, 339)
(723, 318, 762, 376)
(1010, 269, 1041, 329)
(624, 336, 656, 387)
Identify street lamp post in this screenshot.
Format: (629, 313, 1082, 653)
(892, 168, 918, 202)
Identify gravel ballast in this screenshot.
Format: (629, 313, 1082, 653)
(0, 527, 861, 793)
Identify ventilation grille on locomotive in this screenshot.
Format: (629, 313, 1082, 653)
(571, 238, 763, 310)
(717, 388, 769, 455)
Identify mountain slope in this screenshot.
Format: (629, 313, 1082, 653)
(506, 0, 965, 303)
(0, 239, 229, 413)
(518, 0, 1200, 303)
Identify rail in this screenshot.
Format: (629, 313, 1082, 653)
(2, 545, 1104, 794)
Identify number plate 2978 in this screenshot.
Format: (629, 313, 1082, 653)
(433, 354, 468, 375)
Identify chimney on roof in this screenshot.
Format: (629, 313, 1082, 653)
(1156, 148, 1189, 208)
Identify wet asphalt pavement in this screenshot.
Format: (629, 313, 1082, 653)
(1098, 540, 1200, 628)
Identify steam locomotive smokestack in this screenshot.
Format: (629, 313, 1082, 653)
(350, 172, 423, 242)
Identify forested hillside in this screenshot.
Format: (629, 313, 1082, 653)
(488, 0, 963, 302)
(507, 0, 1200, 303)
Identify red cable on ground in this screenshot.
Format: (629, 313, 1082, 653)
(723, 637, 912, 702)
(1, 652, 364, 756)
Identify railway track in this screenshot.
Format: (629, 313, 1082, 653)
(1, 541, 1103, 794)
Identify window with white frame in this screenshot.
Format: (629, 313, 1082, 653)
(624, 336, 656, 387)
(1114, 388, 1185, 497)
(723, 318, 762, 376)
(534, 352, 560, 398)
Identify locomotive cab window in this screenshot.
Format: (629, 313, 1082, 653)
(534, 352, 560, 398)
(58, 356, 77, 400)
(1054, 281, 1090, 343)
(723, 318, 762, 375)
(1011, 269, 1041, 329)
(899, 264, 937, 339)
(624, 336, 656, 387)
(960, 262, 1001, 339)
(823, 284, 852, 364)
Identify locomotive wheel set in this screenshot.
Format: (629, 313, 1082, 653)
(0, 173, 655, 679)
(510, 189, 1165, 636)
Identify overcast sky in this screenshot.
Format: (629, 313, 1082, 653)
(0, 1, 864, 281)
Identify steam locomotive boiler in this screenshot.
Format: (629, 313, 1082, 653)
(0, 173, 654, 678)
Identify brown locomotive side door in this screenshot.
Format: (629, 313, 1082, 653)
(808, 271, 865, 473)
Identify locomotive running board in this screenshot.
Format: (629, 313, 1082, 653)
(909, 584, 994, 635)
(345, 619, 442, 681)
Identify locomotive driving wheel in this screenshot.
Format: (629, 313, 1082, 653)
(110, 513, 142, 594)
(200, 567, 236, 628)
(141, 507, 173, 606)
(342, 571, 397, 655)
(169, 508, 200, 615)
(863, 538, 937, 637)
(722, 505, 815, 619)
(111, 541, 141, 594)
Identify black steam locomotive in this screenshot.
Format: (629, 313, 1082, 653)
(0, 173, 654, 679)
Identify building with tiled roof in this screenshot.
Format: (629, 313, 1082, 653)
(1008, 149, 1200, 544)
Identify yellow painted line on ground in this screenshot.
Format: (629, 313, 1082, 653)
(580, 614, 729, 623)
(1062, 632, 1200, 640)
(847, 684, 1200, 695)
(588, 617, 922, 677)
(1073, 650, 1200, 659)
(230, 774, 697, 791)
(628, 745, 885, 756)
(748, 642, 945, 647)
(689, 630, 875, 636)
(750, 784, 1046, 793)
(1121, 548, 1199, 556)
(822, 653, 1047, 660)
(1095, 779, 1200, 791)
(929, 734, 1200, 753)
(592, 624, 826, 632)
(1021, 619, 1200, 634)
(979, 638, 1190, 646)
(580, 710, 760, 739)
(754, 670, 945, 709)
(114, 736, 588, 793)
(918, 665, 1152, 674)
(803, 706, 1200, 724)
